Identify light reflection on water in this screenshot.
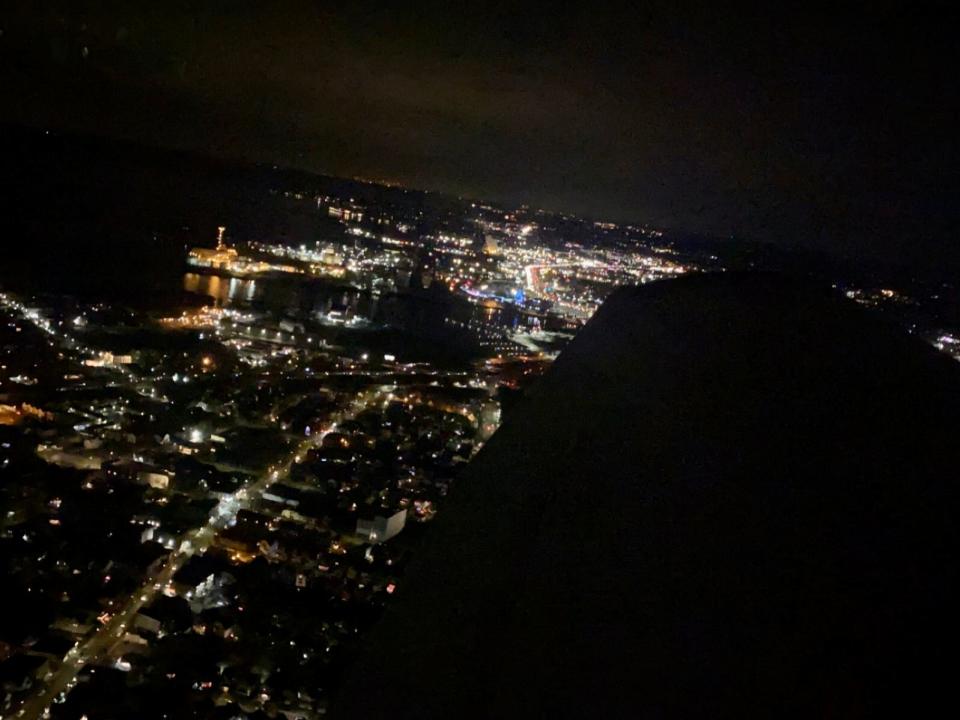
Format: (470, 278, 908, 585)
(183, 273, 258, 306)
(182, 271, 538, 338)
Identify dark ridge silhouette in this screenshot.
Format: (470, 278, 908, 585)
(333, 273, 960, 718)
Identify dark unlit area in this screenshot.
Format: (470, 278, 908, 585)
(334, 273, 960, 718)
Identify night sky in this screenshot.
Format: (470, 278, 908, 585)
(2, 2, 958, 274)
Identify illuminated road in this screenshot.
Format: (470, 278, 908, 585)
(10, 388, 388, 720)
(2, 287, 477, 718)
(522, 263, 603, 320)
(0, 291, 167, 403)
